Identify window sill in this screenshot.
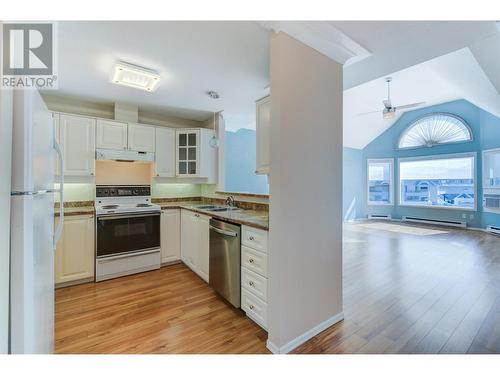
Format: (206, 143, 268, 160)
(367, 202, 394, 206)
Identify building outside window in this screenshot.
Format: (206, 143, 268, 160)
(399, 153, 476, 209)
(367, 159, 394, 205)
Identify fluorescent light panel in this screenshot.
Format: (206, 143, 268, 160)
(112, 61, 160, 92)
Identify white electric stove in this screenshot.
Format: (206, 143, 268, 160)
(94, 185, 161, 281)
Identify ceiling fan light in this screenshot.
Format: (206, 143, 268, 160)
(383, 109, 396, 119)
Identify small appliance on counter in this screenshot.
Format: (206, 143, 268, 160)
(95, 185, 161, 281)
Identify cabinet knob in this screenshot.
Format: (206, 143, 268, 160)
(249, 236, 255, 241)
(157, 174, 160, 177)
(249, 305, 254, 310)
(249, 258, 254, 263)
(90, 172, 94, 176)
(249, 281, 254, 286)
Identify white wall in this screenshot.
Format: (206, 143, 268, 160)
(0, 58, 13, 352)
(267, 32, 343, 353)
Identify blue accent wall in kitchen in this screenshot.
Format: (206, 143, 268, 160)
(344, 99, 500, 228)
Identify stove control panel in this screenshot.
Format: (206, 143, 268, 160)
(96, 185, 151, 198)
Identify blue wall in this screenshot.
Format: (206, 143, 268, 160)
(343, 147, 364, 221)
(225, 128, 269, 194)
(344, 99, 500, 228)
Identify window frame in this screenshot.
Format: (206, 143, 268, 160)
(367, 158, 394, 206)
(397, 113, 473, 151)
(397, 152, 477, 211)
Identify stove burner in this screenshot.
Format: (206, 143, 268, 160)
(136, 203, 152, 207)
(102, 204, 119, 209)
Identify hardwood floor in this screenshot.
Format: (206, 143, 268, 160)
(55, 263, 268, 354)
(294, 222, 500, 354)
(55, 222, 500, 354)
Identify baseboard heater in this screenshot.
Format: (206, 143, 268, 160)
(402, 216, 466, 228)
(368, 214, 391, 220)
(486, 226, 500, 235)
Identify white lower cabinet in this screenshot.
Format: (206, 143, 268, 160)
(241, 225, 269, 330)
(54, 214, 95, 286)
(180, 209, 209, 282)
(160, 209, 181, 264)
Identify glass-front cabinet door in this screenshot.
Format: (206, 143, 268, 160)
(177, 130, 199, 176)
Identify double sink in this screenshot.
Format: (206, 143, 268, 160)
(194, 204, 242, 212)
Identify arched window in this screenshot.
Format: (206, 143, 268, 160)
(398, 113, 472, 149)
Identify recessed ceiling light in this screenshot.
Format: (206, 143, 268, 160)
(112, 61, 160, 92)
(207, 90, 220, 99)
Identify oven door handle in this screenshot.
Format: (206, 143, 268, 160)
(97, 248, 160, 263)
(97, 212, 161, 220)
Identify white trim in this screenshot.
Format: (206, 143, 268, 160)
(398, 152, 477, 212)
(266, 312, 344, 354)
(367, 158, 394, 206)
(258, 21, 371, 65)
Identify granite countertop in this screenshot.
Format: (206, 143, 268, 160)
(55, 201, 269, 230)
(158, 201, 269, 230)
(55, 202, 95, 217)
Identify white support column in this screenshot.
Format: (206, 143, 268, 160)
(267, 32, 344, 354)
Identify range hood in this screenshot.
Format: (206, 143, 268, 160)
(96, 148, 154, 162)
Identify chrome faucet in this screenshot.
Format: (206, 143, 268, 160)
(225, 195, 235, 208)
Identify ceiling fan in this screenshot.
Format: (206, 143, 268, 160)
(358, 77, 425, 119)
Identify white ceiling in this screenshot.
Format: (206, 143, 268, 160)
(46, 21, 270, 131)
(343, 47, 500, 149)
(45, 21, 500, 137)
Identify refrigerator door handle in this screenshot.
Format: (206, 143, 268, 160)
(53, 140, 64, 248)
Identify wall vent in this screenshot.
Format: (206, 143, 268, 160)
(486, 226, 500, 235)
(402, 216, 466, 228)
(368, 214, 391, 220)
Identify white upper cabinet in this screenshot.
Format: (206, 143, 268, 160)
(96, 119, 128, 150)
(58, 114, 96, 177)
(128, 123, 155, 152)
(176, 128, 216, 182)
(155, 127, 176, 177)
(256, 96, 270, 175)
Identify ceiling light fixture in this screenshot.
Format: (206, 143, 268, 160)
(207, 90, 220, 99)
(112, 61, 160, 92)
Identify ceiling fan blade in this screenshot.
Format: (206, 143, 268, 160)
(358, 109, 381, 116)
(395, 102, 426, 110)
(383, 99, 392, 109)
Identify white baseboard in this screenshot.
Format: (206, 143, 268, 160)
(266, 312, 344, 354)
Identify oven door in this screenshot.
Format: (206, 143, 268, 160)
(96, 212, 161, 258)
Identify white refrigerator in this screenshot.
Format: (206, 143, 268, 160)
(9, 89, 64, 353)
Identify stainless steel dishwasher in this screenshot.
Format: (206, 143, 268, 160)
(209, 218, 241, 308)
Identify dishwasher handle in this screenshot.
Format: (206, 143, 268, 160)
(210, 225, 238, 237)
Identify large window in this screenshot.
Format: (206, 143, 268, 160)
(367, 159, 394, 205)
(399, 153, 476, 210)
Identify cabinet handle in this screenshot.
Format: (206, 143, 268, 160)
(249, 281, 254, 286)
(249, 305, 254, 310)
(249, 258, 254, 263)
(249, 236, 255, 241)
